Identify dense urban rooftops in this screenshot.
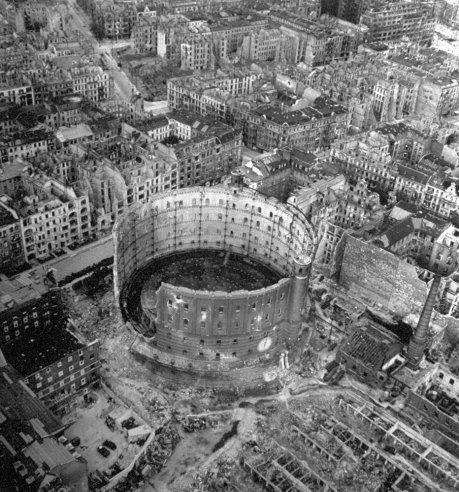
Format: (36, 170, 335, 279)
(254, 99, 347, 125)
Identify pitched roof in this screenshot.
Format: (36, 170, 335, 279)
(381, 217, 415, 246)
(23, 438, 74, 470)
(341, 319, 402, 370)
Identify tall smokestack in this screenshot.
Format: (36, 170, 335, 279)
(288, 254, 312, 339)
(406, 274, 441, 369)
(406, 242, 458, 370)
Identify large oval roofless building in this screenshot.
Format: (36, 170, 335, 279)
(113, 180, 315, 388)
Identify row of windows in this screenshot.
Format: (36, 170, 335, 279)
(164, 198, 281, 219)
(164, 332, 270, 344)
(142, 240, 290, 265)
(167, 311, 281, 328)
(34, 365, 87, 387)
(39, 377, 87, 397)
(167, 294, 285, 312)
(24, 351, 96, 384)
(180, 350, 241, 358)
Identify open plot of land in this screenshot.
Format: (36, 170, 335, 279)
(63, 390, 140, 473)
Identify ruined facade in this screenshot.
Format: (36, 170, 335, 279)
(333, 234, 427, 317)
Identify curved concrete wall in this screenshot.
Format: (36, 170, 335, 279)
(152, 279, 290, 361)
(114, 186, 314, 297)
(113, 185, 315, 384)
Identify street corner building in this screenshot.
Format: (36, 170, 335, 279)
(113, 181, 316, 388)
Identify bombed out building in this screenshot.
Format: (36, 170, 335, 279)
(114, 180, 317, 388)
(0, 271, 101, 413)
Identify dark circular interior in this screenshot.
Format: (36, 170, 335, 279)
(145, 250, 282, 292)
(122, 250, 283, 327)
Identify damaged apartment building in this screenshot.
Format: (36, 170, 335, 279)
(361, 0, 436, 45)
(0, 162, 91, 263)
(238, 146, 384, 265)
(305, 47, 459, 130)
(131, 10, 269, 67)
(269, 10, 364, 67)
(168, 70, 351, 153)
(243, 96, 350, 152)
(0, 270, 100, 413)
(329, 121, 459, 219)
(64, 110, 242, 230)
(167, 68, 259, 120)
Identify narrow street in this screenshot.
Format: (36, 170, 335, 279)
(66, 0, 138, 103)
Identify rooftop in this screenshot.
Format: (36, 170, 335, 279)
(254, 99, 347, 125)
(3, 325, 83, 376)
(0, 272, 53, 314)
(341, 318, 402, 370)
(389, 200, 418, 221)
(271, 11, 363, 37)
(0, 128, 53, 148)
(396, 163, 430, 184)
(0, 200, 17, 227)
(380, 217, 415, 246)
(139, 115, 169, 132)
(56, 124, 94, 142)
(167, 110, 233, 135)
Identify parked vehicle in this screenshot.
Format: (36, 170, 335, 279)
(103, 439, 117, 450)
(97, 445, 110, 457)
(70, 437, 81, 447)
(105, 416, 115, 431)
(121, 417, 137, 429)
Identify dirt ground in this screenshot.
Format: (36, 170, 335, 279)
(147, 427, 228, 492)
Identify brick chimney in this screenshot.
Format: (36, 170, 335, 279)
(406, 242, 458, 370)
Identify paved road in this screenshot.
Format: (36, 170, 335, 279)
(30, 235, 114, 283)
(67, 0, 138, 103)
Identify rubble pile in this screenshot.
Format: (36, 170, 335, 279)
(144, 422, 181, 475)
(181, 415, 216, 433)
(188, 458, 241, 492)
(66, 288, 120, 342)
(110, 422, 181, 492)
